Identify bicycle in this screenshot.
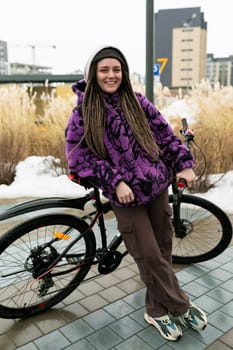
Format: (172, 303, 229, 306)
(0, 118, 232, 319)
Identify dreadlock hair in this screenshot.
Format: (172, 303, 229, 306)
(82, 60, 161, 160)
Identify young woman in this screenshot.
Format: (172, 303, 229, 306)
(65, 46, 207, 341)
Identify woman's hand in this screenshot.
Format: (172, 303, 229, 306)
(176, 168, 196, 188)
(116, 181, 135, 204)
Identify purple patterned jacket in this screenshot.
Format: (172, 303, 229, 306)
(65, 80, 194, 207)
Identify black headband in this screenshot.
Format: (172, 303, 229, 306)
(93, 48, 128, 68)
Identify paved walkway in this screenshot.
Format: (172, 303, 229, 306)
(0, 204, 232, 350)
(0, 245, 233, 349)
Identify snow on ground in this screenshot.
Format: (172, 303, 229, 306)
(0, 155, 232, 213)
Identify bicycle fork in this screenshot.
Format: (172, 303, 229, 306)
(172, 179, 187, 239)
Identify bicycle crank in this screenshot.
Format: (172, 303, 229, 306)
(98, 251, 123, 274)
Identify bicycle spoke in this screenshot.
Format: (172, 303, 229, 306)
(0, 215, 95, 318)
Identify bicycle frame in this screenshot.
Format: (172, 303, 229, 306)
(0, 186, 125, 266)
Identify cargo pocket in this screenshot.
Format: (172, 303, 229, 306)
(117, 222, 142, 259)
(160, 205, 173, 261)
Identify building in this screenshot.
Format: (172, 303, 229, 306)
(0, 40, 10, 75)
(155, 7, 207, 90)
(206, 54, 233, 86)
(10, 62, 52, 75)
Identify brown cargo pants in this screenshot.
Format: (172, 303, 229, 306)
(112, 189, 190, 317)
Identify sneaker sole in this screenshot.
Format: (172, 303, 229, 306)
(144, 313, 182, 341)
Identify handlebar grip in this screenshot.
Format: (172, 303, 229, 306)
(181, 118, 188, 129)
(177, 177, 187, 189)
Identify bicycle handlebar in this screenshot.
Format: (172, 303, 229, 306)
(180, 117, 194, 147)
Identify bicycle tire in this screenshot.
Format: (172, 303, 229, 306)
(0, 214, 96, 319)
(170, 194, 232, 264)
(95, 196, 232, 265)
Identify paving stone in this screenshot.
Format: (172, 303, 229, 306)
(64, 338, 96, 350)
(104, 299, 134, 319)
(0, 333, 16, 350)
(181, 280, 209, 297)
(197, 260, 221, 271)
(31, 309, 67, 334)
(34, 330, 70, 350)
(113, 267, 137, 281)
(194, 294, 223, 313)
(79, 293, 109, 312)
(129, 308, 147, 326)
(59, 302, 89, 322)
(87, 327, 122, 350)
(205, 340, 232, 350)
(208, 310, 233, 332)
(138, 325, 166, 348)
(220, 328, 233, 347)
(17, 344, 38, 350)
(207, 268, 233, 281)
(59, 303, 89, 322)
(220, 261, 233, 272)
(60, 318, 94, 342)
(99, 285, 127, 302)
(109, 316, 144, 339)
(183, 264, 210, 277)
(78, 280, 104, 296)
(221, 279, 233, 293)
(83, 309, 115, 330)
(167, 332, 206, 349)
(176, 269, 198, 283)
(186, 323, 223, 346)
(117, 278, 143, 294)
(95, 274, 121, 288)
(115, 335, 153, 350)
(0, 318, 15, 336)
(7, 319, 43, 347)
(61, 289, 85, 304)
(195, 274, 222, 289)
(220, 300, 233, 317)
(207, 287, 233, 304)
(123, 290, 145, 309)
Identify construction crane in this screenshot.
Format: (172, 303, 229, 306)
(11, 43, 56, 68)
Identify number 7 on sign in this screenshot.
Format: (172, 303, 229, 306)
(156, 58, 168, 74)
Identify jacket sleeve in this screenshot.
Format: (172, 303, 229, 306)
(136, 93, 194, 173)
(65, 108, 123, 193)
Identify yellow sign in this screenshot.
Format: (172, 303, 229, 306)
(156, 58, 168, 74)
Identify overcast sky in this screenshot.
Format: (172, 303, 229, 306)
(0, 0, 232, 74)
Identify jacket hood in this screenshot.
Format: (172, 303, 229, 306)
(72, 79, 86, 94)
(84, 45, 129, 80)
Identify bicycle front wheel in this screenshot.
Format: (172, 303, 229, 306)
(170, 194, 232, 264)
(0, 214, 96, 319)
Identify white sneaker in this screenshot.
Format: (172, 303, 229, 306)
(178, 301, 208, 331)
(144, 312, 182, 341)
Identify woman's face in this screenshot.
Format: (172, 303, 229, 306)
(96, 58, 122, 93)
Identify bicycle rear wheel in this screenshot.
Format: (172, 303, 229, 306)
(170, 194, 232, 264)
(0, 214, 96, 319)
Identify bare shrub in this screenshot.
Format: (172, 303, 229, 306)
(167, 81, 233, 191)
(30, 88, 76, 173)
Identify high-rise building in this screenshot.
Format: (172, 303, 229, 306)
(0, 40, 9, 75)
(155, 7, 207, 90)
(206, 54, 233, 86)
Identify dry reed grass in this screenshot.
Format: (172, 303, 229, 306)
(0, 80, 232, 192)
(0, 85, 36, 184)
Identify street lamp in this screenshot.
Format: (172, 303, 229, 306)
(145, 0, 154, 103)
